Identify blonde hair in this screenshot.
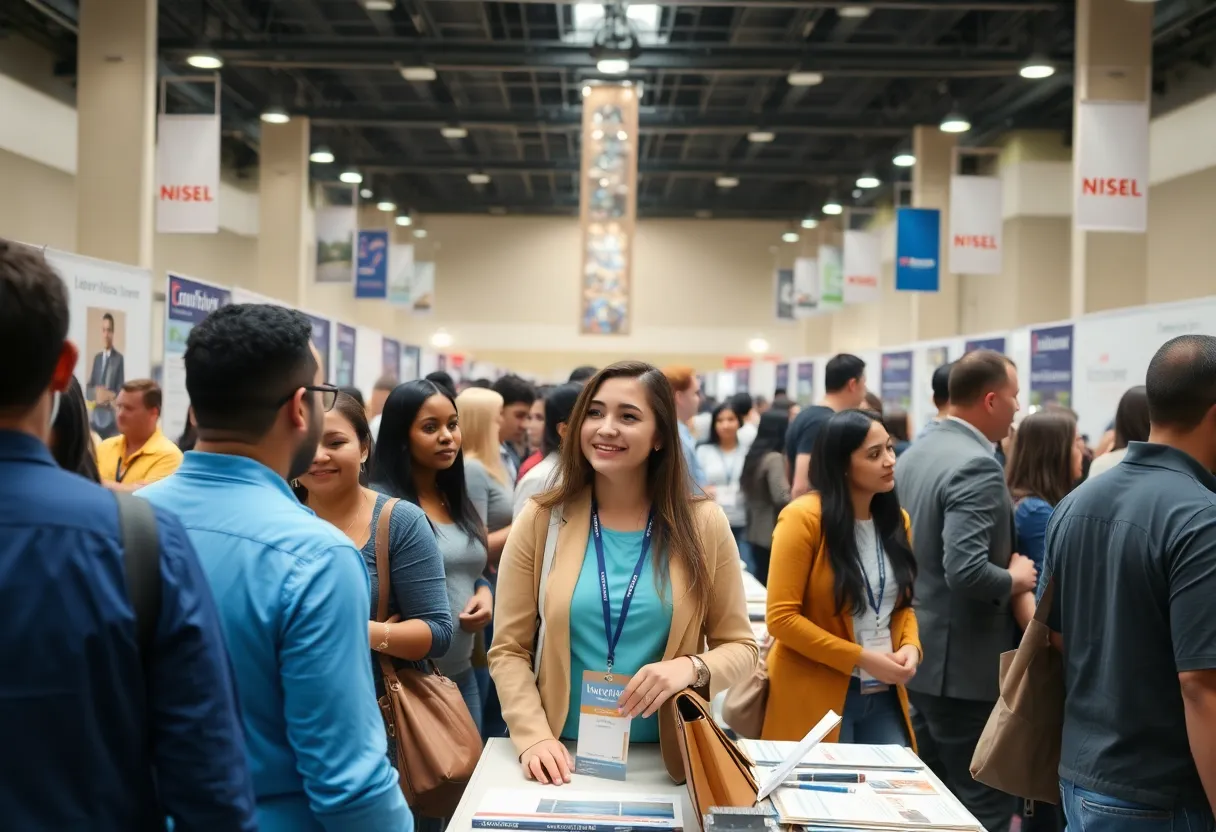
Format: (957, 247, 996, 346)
(455, 387, 509, 485)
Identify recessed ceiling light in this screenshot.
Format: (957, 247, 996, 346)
(748, 131, 776, 143)
(467, 173, 491, 185)
(395, 214, 413, 226)
(377, 200, 396, 212)
(362, 0, 395, 9)
(596, 58, 631, 75)
(1019, 58, 1055, 79)
(940, 110, 972, 133)
(440, 126, 468, 139)
(359, 187, 373, 199)
(413, 228, 428, 239)
(893, 152, 916, 167)
(260, 106, 290, 124)
(309, 146, 335, 164)
(837, 5, 872, 18)
(782, 231, 800, 243)
(400, 66, 437, 82)
(856, 173, 880, 189)
(801, 218, 819, 229)
(787, 71, 825, 87)
(716, 176, 740, 188)
(339, 168, 363, 185)
(823, 199, 843, 215)
(186, 50, 223, 70)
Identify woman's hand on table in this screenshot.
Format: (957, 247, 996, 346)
(617, 657, 698, 719)
(521, 739, 574, 786)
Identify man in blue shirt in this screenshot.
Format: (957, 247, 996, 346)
(0, 242, 257, 830)
(140, 303, 411, 832)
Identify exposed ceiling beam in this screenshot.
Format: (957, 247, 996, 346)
(346, 158, 865, 180)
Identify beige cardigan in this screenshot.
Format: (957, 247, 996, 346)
(487, 487, 759, 781)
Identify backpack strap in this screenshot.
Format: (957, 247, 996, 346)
(116, 493, 161, 665)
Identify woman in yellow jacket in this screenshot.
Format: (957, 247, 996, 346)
(762, 408, 921, 747)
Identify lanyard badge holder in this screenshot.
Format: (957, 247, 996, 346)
(857, 534, 892, 694)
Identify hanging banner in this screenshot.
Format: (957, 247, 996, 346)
(965, 336, 1007, 354)
(775, 268, 795, 321)
(949, 175, 1003, 275)
(1029, 324, 1074, 410)
(335, 323, 357, 387)
(796, 361, 815, 403)
(402, 345, 422, 382)
(819, 245, 843, 308)
(895, 208, 940, 292)
(411, 262, 435, 315)
(306, 314, 332, 381)
(382, 337, 402, 381)
(775, 363, 790, 392)
(1075, 100, 1150, 233)
(388, 243, 415, 306)
(793, 257, 818, 318)
(163, 274, 231, 442)
(842, 230, 881, 304)
(880, 351, 914, 411)
(155, 114, 220, 234)
(355, 230, 390, 299)
(315, 204, 356, 283)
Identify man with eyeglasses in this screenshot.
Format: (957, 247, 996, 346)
(140, 304, 411, 832)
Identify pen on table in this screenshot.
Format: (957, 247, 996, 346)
(787, 784, 856, 794)
(785, 773, 865, 784)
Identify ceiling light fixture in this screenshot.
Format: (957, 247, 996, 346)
(339, 168, 363, 185)
(186, 49, 223, 70)
(940, 109, 972, 133)
(467, 173, 491, 185)
(400, 66, 437, 82)
(856, 172, 880, 189)
(395, 214, 413, 227)
(715, 176, 740, 188)
(801, 217, 819, 229)
(748, 336, 770, 354)
(582, 85, 592, 98)
(823, 198, 843, 215)
(747, 131, 776, 143)
(893, 151, 916, 167)
(359, 187, 373, 199)
(440, 126, 468, 139)
(377, 200, 396, 212)
(837, 5, 872, 17)
(260, 106, 290, 125)
(596, 57, 631, 75)
(782, 231, 800, 243)
(786, 71, 825, 87)
(430, 330, 453, 349)
(413, 228, 429, 239)
(1019, 57, 1056, 79)
(361, 0, 396, 9)
(309, 146, 335, 164)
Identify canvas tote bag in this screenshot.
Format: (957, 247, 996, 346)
(970, 577, 1065, 804)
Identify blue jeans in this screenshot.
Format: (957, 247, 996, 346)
(731, 525, 754, 574)
(451, 667, 482, 735)
(838, 676, 909, 745)
(1061, 781, 1215, 832)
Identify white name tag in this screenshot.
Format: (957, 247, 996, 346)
(716, 484, 739, 509)
(857, 627, 893, 694)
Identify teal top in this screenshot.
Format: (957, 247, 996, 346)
(562, 525, 673, 744)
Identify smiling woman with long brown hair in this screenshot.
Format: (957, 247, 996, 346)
(488, 361, 758, 786)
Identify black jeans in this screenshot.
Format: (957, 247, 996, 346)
(908, 690, 1015, 832)
(751, 545, 771, 586)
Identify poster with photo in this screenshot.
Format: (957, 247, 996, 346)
(796, 361, 815, 403)
(382, 337, 402, 382)
(1029, 324, 1075, 411)
(163, 273, 231, 443)
(880, 351, 914, 411)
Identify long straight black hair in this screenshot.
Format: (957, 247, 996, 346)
(811, 409, 917, 616)
(740, 410, 788, 501)
(371, 379, 485, 545)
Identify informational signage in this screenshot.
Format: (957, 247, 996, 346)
(842, 230, 881, 304)
(796, 361, 815, 403)
(1075, 100, 1150, 233)
(736, 367, 751, 393)
(163, 274, 231, 441)
(775, 268, 795, 321)
(793, 257, 818, 318)
(402, 344, 422, 382)
(155, 114, 220, 234)
(775, 363, 790, 392)
(880, 351, 914, 411)
(965, 336, 1007, 354)
(895, 208, 940, 292)
(315, 203, 356, 283)
(388, 243, 415, 306)
(411, 262, 436, 315)
(355, 229, 390, 299)
(381, 336, 402, 381)
(949, 175, 1003, 275)
(306, 314, 332, 382)
(1029, 324, 1074, 410)
(819, 245, 843, 307)
(335, 323, 356, 387)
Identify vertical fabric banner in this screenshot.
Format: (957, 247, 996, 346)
(163, 274, 230, 442)
(775, 268, 795, 321)
(381, 337, 401, 381)
(411, 262, 435, 315)
(1029, 324, 1074, 410)
(306, 314, 332, 381)
(775, 363, 790, 392)
(156, 114, 220, 234)
(335, 324, 357, 387)
(579, 85, 638, 334)
(818, 245, 843, 308)
(842, 230, 881, 304)
(880, 351, 914, 411)
(315, 202, 356, 283)
(388, 244, 415, 306)
(793, 257, 818, 318)
(896, 208, 940, 291)
(966, 336, 1007, 354)
(949, 175, 1003, 275)
(796, 362, 815, 403)
(355, 230, 389, 298)
(1075, 101, 1150, 233)
(402, 345, 421, 382)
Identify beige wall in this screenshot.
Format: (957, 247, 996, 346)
(959, 216, 1072, 333)
(1147, 164, 1216, 303)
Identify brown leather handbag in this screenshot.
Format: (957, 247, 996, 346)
(673, 689, 759, 831)
(372, 498, 482, 817)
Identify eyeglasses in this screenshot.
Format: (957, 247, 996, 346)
(275, 383, 339, 412)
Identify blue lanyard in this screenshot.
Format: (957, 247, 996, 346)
(859, 528, 886, 618)
(590, 496, 655, 673)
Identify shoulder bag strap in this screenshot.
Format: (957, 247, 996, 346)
(116, 493, 161, 667)
(373, 497, 400, 623)
(1033, 574, 1056, 626)
(533, 504, 563, 676)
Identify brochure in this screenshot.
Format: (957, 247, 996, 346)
(739, 740, 924, 772)
(769, 770, 982, 831)
(473, 789, 683, 832)
(754, 711, 842, 801)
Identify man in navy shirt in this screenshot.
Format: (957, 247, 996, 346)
(0, 241, 257, 830)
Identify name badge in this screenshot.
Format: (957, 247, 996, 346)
(716, 484, 740, 509)
(857, 627, 893, 694)
(574, 670, 632, 780)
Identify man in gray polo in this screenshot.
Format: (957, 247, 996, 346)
(1043, 334, 1216, 827)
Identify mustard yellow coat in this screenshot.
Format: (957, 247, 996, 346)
(760, 493, 920, 749)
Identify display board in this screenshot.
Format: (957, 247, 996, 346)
(354, 325, 383, 400)
(163, 273, 231, 443)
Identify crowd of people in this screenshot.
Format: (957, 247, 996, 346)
(2, 239, 1214, 832)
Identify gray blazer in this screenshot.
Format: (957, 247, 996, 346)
(894, 418, 1015, 703)
(744, 452, 791, 548)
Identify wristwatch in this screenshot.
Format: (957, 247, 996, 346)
(688, 655, 711, 688)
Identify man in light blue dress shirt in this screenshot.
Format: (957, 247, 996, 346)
(141, 304, 411, 832)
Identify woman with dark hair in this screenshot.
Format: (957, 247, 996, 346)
(1087, 385, 1150, 481)
(1005, 409, 1082, 629)
(882, 408, 911, 457)
(513, 383, 582, 518)
(762, 409, 920, 746)
(696, 402, 751, 570)
(489, 361, 757, 786)
(51, 376, 100, 482)
(371, 380, 492, 733)
(741, 411, 792, 585)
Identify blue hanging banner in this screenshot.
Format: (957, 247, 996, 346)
(965, 337, 1007, 354)
(355, 229, 389, 299)
(895, 208, 941, 293)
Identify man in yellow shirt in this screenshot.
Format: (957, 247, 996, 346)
(97, 379, 183, 492)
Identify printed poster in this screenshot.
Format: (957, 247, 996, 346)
(355, 230, 389, 299)
(388, 243, 415, 306)
(793, 257, 818, 318)
(402, 344, 421, 382)
(335, 323, 356, 387)
(1029, 324, 1074, 410)
(796, 362, 815, 403)
(315, 202, 356, 283)
(306, 313, 332, 382)
(775, 363, 790, 392)
(775, 268, 795, 321)
(818, 245, 843, 308)
(965, 337, 1007, 354)
(163, 274, 231, 442)
(382, 337, 402, 381)
(880, 351, 913, 411)
(411, 261, 436, 315)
